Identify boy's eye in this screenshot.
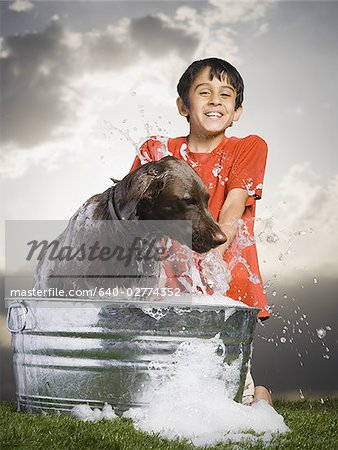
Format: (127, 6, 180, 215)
(200, 91, 210, 95)
(221, 93, 231, 97)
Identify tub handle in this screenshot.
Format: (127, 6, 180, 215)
(7, 302, 28, 333)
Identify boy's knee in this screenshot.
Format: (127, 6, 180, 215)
(253, 385, 273, 406)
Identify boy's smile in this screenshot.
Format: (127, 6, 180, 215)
(177, 66, 242, 140)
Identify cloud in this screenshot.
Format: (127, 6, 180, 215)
(159, 0, 274, 60)
(256, 163, 338, 277)
(130, 15, 198, 59)
(256, 23, 270, 36)
(0, 0, 273, 176)
(0, 21, 72, 148)
(0, 14, 198, 150)
(8, 0, 34, 13)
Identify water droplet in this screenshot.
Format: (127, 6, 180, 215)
(325, 326, 331, 331)
(298, 329, 302, 334)
(323, 354, 330, 359)
(131, 91, 136, 96)
(266, 233, 279, 243)
(320, 398, 324, 404)
(283, 294, 288, 299)
(313, 278, 318, 284)
(182, 326, 186, 331)
(299, 389, 304, 399)
(316, 328, 326, 339)
(272, 290, 277, 297)
(280, 337, 286, 343)
(122, 119, 127, 123)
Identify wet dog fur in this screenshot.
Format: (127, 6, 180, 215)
(33, 156, 226, 293)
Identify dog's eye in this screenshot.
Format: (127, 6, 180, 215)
(183, 197, 197, 205)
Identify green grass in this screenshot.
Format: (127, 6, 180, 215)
(0, 400, 337, 450)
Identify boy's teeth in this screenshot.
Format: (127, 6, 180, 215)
(206, 113, 222, 117)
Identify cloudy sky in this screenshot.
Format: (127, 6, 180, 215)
(1, 0, 337, 280)
(0, 0, 337, 399)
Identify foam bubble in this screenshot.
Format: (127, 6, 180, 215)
(71, 402, 117, 422)
(124, 335, 289, 446)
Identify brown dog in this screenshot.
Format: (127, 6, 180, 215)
(34, 156, 226, 293)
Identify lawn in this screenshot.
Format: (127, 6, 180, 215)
(0, 400, 337, 450)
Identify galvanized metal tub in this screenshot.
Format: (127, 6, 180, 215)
(6, 297, 259, 415)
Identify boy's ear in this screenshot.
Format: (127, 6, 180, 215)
(176, 97, 189, 118)
(233, 105, 243, 122)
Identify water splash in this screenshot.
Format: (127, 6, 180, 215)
(316, 328, 326, 339)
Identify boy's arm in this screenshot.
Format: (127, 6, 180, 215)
(217, 188, 249, 255)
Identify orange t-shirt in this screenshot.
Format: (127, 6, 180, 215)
(130, 134, 269, 318)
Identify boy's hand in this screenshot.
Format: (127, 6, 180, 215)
(218, 188, 249, 254)
(217, 241, 229, 256)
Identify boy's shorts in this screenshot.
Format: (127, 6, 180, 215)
(242, 370, 255, 405)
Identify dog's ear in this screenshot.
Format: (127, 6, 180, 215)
(143, 178, 165, 200)
(110, 178, 120, 185)
(146, 167, 164, 180)
(142, 163, 165, 197)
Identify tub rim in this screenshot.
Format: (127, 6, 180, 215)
(5, 296, 261, 313)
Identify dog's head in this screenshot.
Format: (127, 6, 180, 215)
(116, 157, 226, 253)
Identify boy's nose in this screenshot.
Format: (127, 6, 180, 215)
(208, 97, 222, 105)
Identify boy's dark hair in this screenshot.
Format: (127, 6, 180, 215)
(177, 58, 244, 117)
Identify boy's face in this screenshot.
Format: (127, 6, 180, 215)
(177, 66, 242, 136)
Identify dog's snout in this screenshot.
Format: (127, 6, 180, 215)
(214, 230, 227, 246)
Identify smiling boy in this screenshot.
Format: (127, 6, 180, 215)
(130, 57, 272, 405)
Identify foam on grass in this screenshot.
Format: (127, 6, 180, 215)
(71, 403, 117, 422)
(124, 334, 289, 447)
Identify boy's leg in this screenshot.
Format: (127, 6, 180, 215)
(242, 368, 255, 405)
(253, 386, 273, 405)
(241, 345, 273, 406)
